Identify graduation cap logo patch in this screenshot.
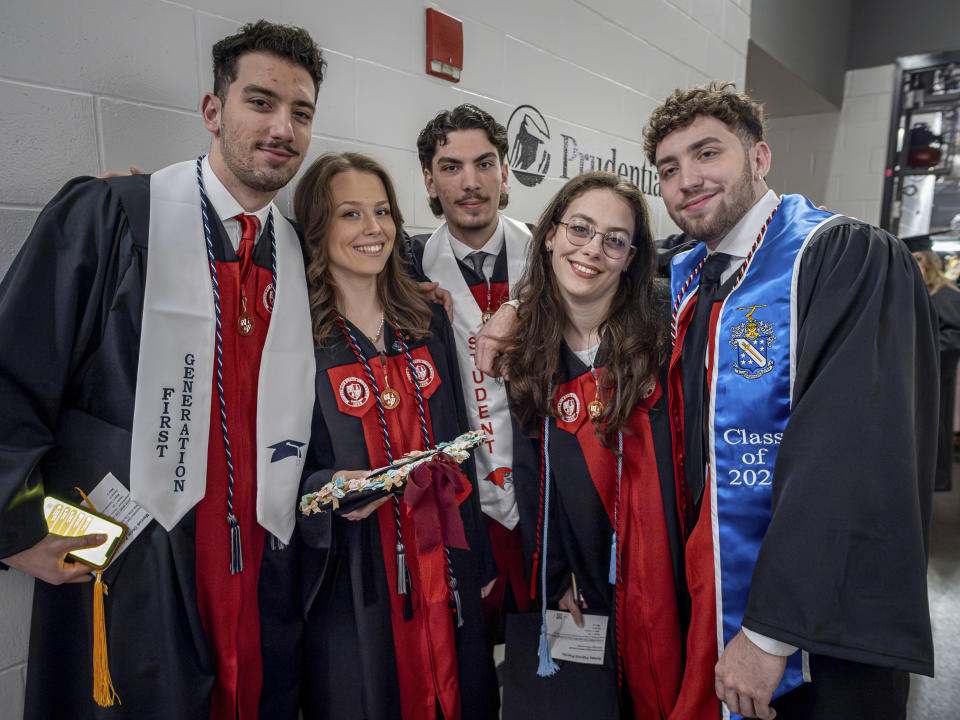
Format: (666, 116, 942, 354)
(729, 305, 776, 380)
(269, 440, 306, 463)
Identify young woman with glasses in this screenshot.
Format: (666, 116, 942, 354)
(501, 171, 685, 719)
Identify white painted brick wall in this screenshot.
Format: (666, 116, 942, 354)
(0, 2, 751, 713)
(765, 64, 894, 226)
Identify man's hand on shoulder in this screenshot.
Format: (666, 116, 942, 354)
(417, 281, 453, 321)
(475, 302, 519, 378)
(714, 629, 787, 720)
(97, 166, 144, 179)
(2, 533, 107, 584)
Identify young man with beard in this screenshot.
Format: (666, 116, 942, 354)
(0, 21, 323, 720)
(648, 81, 936, 720)
(477, 81, 937, 720)
(409, 105, 532, 656)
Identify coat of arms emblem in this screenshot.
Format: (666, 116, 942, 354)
(729, 305, 776, 379)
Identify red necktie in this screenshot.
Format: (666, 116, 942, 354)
(234, 214, 260, 336)
(235, 214, 259, 278)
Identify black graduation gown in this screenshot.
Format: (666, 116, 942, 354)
(0, 175, 302, 720)
(297, 306, 498, 720)
(508, 347, 685, 719)
(673, 220, 937, 719)
(931, 284, 960, 490)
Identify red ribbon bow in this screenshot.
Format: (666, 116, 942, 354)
(404, 454, 470, 552)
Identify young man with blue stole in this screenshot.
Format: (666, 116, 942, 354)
(645, 82, 937, 720)
(0, 21, 322, 720)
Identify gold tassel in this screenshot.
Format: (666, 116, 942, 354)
(73, 488, 121, 708)
(92, 570, 120, 707)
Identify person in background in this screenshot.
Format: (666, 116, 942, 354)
(910, 237, 960, 491)
(294, 152, 498, 720)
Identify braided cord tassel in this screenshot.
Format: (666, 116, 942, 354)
(336, 315, 417, 613)
(612, 431, 624, 689)
(393, 320, 463, 627)
(537, 414, 559, 676)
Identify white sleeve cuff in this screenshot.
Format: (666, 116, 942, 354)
(742, 627, 798, 656)
(501, 299, 521, 310)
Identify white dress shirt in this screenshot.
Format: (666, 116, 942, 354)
(201, 156, 271, 252)
(448, 217, 506, 279)
(711, 189, 781, 283)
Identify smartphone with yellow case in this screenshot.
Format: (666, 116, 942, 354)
(43, 496, 128, 570)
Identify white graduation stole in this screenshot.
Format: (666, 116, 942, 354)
(420, 216, 531, 529)
(129, 159, 314, 543)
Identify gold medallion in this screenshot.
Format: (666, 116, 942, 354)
(588, 399, 604, 419)
(381, 387, 401, 410)
(481, 310, 492, 324)
(238, 312, 254, 336)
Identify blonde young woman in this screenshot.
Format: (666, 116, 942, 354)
(914, 247, 960, 490)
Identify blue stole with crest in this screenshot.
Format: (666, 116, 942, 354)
(670, 194, 837, 713)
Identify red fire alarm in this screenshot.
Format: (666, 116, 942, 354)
(426, 8, 463, 83)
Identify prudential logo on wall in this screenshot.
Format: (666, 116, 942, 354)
(506, 104, 662, 198)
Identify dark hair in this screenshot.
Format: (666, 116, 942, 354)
(416, 104, 509, 216)
(294, 153, 433, 344)
(212, 20, 326, 100)
(503, 171, 667, 443)
(643, 81, 765, 165)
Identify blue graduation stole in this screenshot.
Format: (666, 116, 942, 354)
(670, 195, 835, 714)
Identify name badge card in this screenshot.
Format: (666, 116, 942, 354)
(544, 610, 608, 665)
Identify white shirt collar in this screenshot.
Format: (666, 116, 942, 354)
(201, 155, 272, 251)
(446, 216, 506, 262)
(711, 189, 780, 260)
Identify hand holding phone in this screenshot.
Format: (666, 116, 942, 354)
(2, 532, 106, 584)
(42, 496, 128, 570)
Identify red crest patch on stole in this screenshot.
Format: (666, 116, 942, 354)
(339, 377, 370, 408)
(557, 392, 580, 423)
(406, 358, 436, 389)
(262, 283, 275, 313)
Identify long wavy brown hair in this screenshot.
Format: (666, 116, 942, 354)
(503, 171, 667, 443)
(294, 153, 432, 344)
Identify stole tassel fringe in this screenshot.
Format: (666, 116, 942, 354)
(92, 571, 120, 707)
(397, 544, 414, 621)
(396, 543, 408, 594)
(228, 514, 243, 575)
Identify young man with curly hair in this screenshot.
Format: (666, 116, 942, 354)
(646, 81, 936, 720)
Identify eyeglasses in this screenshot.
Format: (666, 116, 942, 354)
(557, 221, 634, 259)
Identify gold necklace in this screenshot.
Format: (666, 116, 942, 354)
(366, 312, 385, 344)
